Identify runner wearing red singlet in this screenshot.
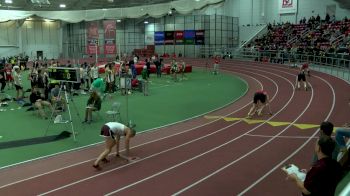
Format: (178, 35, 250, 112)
(301, 62, 310, 76)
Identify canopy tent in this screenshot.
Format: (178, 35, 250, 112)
(0, 0, 224, 23)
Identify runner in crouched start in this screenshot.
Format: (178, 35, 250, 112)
(247, 90, 272, 119)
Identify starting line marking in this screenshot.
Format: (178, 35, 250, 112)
(204, 115, 339, 131)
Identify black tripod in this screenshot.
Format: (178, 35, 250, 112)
(44, 82, 82, 141)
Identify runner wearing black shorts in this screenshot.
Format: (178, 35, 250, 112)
(247, 90, 272, 119)
(296, 70, 307, 91)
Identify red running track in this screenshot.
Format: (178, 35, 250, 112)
(0, 60, 349, 195)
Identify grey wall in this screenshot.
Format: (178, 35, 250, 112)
(0, 20, 61, 59)
(62, 15, 239, 59)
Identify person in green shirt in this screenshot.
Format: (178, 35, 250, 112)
(90, 77, 105, 96)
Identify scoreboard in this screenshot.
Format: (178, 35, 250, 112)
(47, 67, 80, 83)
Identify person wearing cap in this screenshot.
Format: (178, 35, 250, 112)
(93, 122, 136, 169)
(247, 90, 272, 119)
(141, 65, 149, 96)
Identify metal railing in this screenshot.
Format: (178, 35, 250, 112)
(234, 49, 350, 81)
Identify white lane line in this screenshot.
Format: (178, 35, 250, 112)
(238, 74, 336, 195)
(0, 70, 257, 189)
(104, 69, 296, 195)
(37, 70, 278, 195)
(244, 134, 318, 139)
(0, 68, 247, 171)
(171, 65, 303, 195)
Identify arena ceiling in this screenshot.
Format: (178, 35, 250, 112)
(0, 0, 174, 11)
(335, 0, 350, 9)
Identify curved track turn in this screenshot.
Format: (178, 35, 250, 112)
(0, 60, 349, 196)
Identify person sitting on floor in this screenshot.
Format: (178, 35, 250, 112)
(83, 91, 102, 123)
(29, 86, 53, 119)
(50, 84, 67, 111)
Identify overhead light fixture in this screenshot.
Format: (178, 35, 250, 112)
(44, 19, 54, 22)
(195, 0, 200, 1)
(144, 21, 149, 24)
(102, 8, 107, 11)
(5, 0, 13, 4)
(116, 19, 121, 23)
(59, 4, 66, 8)
(107, 0, 114, 2)
(31, 0, 50, 4)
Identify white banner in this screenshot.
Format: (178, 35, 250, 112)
(278, 0, 298, 14)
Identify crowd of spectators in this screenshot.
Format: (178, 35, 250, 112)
(246, 14, 350, 60)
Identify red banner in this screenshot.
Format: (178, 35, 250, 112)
(87, 21, 100, 55)
(103, 20, 116, 55)
(175, 31, 184, 44)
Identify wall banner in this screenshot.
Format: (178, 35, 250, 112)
(86, 21, 100, 55)
(103, 20, 116, 55)
(278, 0, 298, 14)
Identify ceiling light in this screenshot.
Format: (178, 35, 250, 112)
(107, 0, 114, 2)
(195, 0, 200, 1)
(31, 0, 50, 4)
(102, 8, 107, 11)
(44, 19, 54, 22)
(116, 19, 121, 23)
(144, 21, 149, 24)
(5, 0, 13, 4)
(59, 4, 66, 8)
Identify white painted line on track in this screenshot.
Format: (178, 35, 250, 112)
(37, 70, 279, 195)
(238, 74, 336, 195)
(244, 133, 319, 139)
(171, 66, 305, 195)
(0, 67, 247, 171)
(0, 70, 257, 189)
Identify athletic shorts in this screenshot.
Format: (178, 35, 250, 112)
(253, 92, 266, 104)
(15, 85, 23, 90)
(100, 125, 115, 139)
(298, 73, 306, 81)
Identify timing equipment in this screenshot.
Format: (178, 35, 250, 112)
(47, 67, 80, 83)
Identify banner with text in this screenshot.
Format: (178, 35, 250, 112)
(103, 20, 116, 55)
(155, 31, 165, 45)
(175, 31, 184, 45)
(165, 31, 175, 45)
(278, 0, 298, 14)
(86, 21, 100, 55)
(195, 30, 205, 45)
(184, 30, 195, 45)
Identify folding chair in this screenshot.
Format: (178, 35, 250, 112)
(106, 102, 122, 122)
